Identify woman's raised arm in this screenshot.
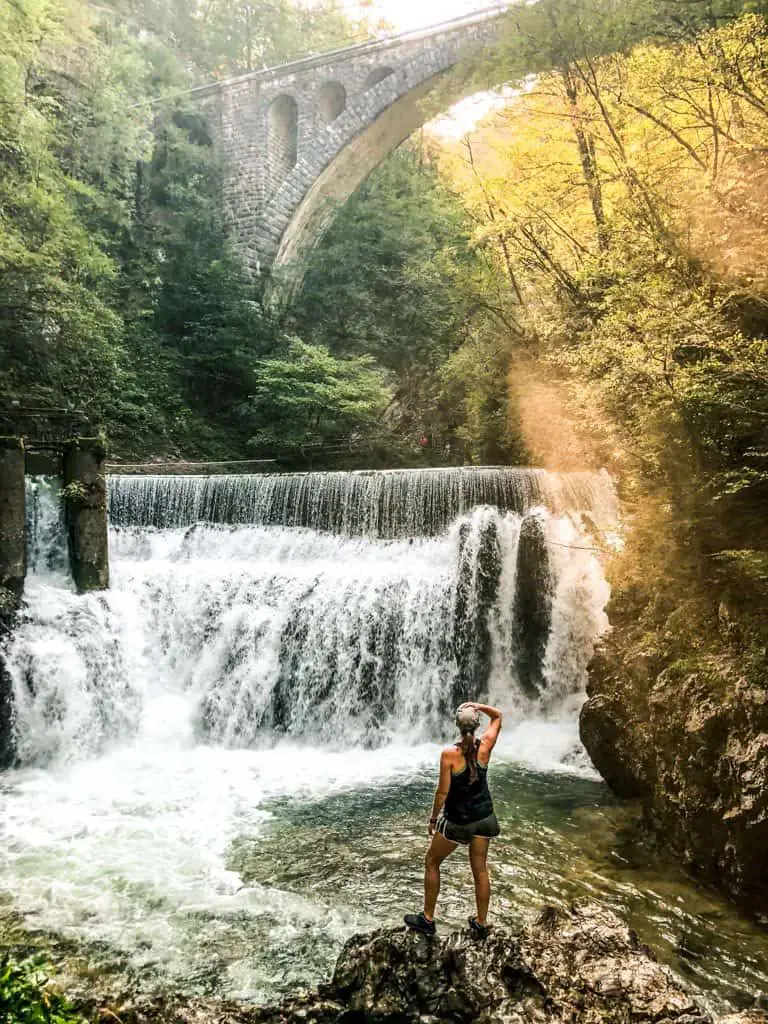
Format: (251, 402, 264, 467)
(461, 702, 502, 721)
(461, 702, 503, 753)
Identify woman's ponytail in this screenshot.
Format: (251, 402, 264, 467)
(459, 730, 479, 783)
(455, 704, 481, 782)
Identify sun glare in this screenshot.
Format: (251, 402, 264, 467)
(342, 0, 503, 33)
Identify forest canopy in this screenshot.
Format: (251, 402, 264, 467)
(0, 0, 767, 489)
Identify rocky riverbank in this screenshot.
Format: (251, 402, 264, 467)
(580, 579, 768, 917)
(67, 904, 766, 1024)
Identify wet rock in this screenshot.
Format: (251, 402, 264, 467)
(0, 605, 17, 769)
(81, 903, 766, 1024)
(512, 513, 554, 698)
(324, 903, 709, 1024)
(581, 627, 768, 914)
(579, 681, 649, 800)
(453, 517, 502, 705)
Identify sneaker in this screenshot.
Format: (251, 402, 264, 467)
(404, 912, 436, 936)
(468, 916, 490, 939)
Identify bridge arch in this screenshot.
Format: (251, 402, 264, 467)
(272, 73, 452, 299)
(196, 7, 508, 296)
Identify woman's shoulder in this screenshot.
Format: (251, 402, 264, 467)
(441, 745, 461, 762)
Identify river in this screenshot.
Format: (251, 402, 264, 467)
(0, 469, 766, 1013)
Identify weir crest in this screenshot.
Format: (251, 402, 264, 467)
(108, 467, 618, 536)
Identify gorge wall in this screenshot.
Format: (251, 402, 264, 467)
(581, 566, 768, 917)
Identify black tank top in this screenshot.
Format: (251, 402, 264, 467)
(444, 750, 494, 825)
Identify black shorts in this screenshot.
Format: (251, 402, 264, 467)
(436, 812, 500, 846)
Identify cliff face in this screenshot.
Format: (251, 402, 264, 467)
(581, 580, 768, 915)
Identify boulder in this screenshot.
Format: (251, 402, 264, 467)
(512, 513, 554, 698)
(83, 903, 767, 1024)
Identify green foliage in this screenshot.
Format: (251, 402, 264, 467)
(60, 480, 87, 504)
(491, 0, 761, 84)
(440, 332, 524, 465)
(0, 0, 373, 462)
(101, 0, 368, 77)
(295, 147, 481, 368)
(245, 338, 390, 459)
(290, 144, 526, 465)
(3, 0, 765, 485)
(713, 549, 768, 592)
(444, 2, 768, 693)
(191, 0, 368, 77)
(0, 955, 84, 1024)
(111, 107, 268, 454)
(0, 0, 123, 421)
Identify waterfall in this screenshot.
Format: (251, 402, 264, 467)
(4, 467, 612, 766)
(108, 467, 618, 536)
(4, 470, 768, 1014)
(25, 476, 68, 577)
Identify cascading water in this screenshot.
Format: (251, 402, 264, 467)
(25, 476, 68, 577)
(1, 468, 767, 1010)
(7, 502, 607, 765)
(108, 467, 619, 535)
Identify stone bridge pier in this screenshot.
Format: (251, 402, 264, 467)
(194, 5, 509, 298)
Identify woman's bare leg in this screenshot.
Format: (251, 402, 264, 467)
(469, 837, 491, 925)
(424, 833, 458, 921)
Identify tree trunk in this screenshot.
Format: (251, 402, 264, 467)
(560, 67, 609, 252)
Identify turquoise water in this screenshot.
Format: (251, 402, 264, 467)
(2, 734, 767, 1012)
(234, 757, 768, 1015)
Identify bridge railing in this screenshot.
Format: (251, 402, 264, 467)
(190, 2, 513, 97)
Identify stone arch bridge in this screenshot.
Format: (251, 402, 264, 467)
(192, 6, 509, 296)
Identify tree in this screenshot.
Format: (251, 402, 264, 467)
(289, 143, 523, 462)
(0, 0, 124, 422)
(440, 5, 768, 545)
(190, 0, 370, 77)
(244, 338, 391, 459)
(0, 0, 372, 459)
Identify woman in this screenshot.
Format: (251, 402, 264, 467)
(405, 701, 503, 938)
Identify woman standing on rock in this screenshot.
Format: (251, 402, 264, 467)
(405, 701, 503, 938)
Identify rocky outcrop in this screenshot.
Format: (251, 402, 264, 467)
(0, 437, 26, 608)
(581, 588, 768, 915)
(512, 513, 554, 698)
(75, 904, 767, 1024)
(0, 642, 15, 769)
(0, 601, 17, 769)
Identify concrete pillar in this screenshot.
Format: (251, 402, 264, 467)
(63, 438, 110, 593)
(0, 436, 26, 610)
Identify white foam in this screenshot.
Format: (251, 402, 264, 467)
(7, 509, 611, 763)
